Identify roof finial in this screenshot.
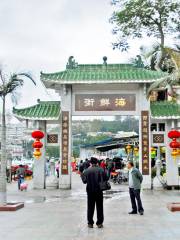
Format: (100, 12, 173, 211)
(134, 55, 144, 68)
(103, 56, 107, 66)
(66, 56, 78, 69)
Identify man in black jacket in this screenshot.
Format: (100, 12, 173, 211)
(81, 157, 108, 228)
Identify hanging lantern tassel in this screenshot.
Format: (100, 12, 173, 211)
(126, 145, 131, 154)
(33, 149, 42, 159)
(134, 147, 139, 156)
(171, 149, 178, 163)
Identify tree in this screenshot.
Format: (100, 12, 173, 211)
(46, 146, 60, 159)
(0, 70, 35, 205)
(139, 42, 180, 71)
(111, 0, 180, 65)
(147, 47, 180, 97)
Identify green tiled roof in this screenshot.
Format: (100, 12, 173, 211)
(41, 63, 169, 85)
(151, 101, 180, 119)
(13, 99, 179, 121)
(13, 100, 61, 121)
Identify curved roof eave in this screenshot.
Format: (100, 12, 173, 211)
(13, 114, 60, 121)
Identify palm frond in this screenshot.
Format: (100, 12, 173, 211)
(164, 47, 180, 70)
(146, 75, 173, 98)
(175, 44, 180, 51)
(17, 73, 36, 85)
(0, 72, 36, 97)
(11, 91, 21, 106)
(4, 74, 24, 95)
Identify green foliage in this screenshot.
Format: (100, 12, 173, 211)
(73, 147, 80, 158)
(44, 118, 139, 159)
(0, 72, 35, 99)
(111, 0, 180, 51)
(72, 117, 139, 135)
(161, 166, 166, 176)
(46, 146, 60, 158)
(151, 167, 156, 178)
(72, 117, 139, 157)
(84, 134, 110, 145)
(151, 166, 166, 178)
(72, 134, 110, 158)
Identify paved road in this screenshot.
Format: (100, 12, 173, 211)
(0, 173, 179, 240)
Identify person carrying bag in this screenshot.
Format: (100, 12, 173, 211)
(81, 157, 110, 229)
(99, 171, 111, 191)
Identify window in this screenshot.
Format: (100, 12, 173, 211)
(159, 123, 165, 132)
(151, 123, 157, 132)
(157, 90, 167, 101)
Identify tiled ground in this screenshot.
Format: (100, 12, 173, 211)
(0, 174, 179, 240)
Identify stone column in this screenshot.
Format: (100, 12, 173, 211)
(166, 120, 179, 186)
(33, 120, 46, 189)
(139, 111, 152, 189)
(138, 84, 152, 189)
(59, 85, 72, 189)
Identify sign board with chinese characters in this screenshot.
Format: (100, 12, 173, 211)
(47, 134, 58, 144)
(61, 111, 69, 175)
(75, 94, 136, 112)
(141, 111, 150, 175)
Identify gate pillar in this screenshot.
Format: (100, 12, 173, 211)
(33, 120, 46, 189)
(59, 85, 72, 189)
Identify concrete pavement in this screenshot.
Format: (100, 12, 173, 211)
(0, 173, 179, 240)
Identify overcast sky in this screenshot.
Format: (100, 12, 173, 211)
(0, 0, 158, 119)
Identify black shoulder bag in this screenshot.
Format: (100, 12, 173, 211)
(99, 172, 111, 191)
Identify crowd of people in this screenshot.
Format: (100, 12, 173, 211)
(78, 157, 125, 178)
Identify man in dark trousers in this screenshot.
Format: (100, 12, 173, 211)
(127, 161, 144, 215)
(81, 157, 109, 228)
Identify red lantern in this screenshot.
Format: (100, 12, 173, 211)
(32, 131, 44, 160)
(32, 140, 43, 149)
(31, 130, 44, 139)
(168, 130, 180, 139)
(169, 139, 180, 149)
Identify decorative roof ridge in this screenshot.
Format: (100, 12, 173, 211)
(37, 100, 60, 105)
(41, 70, 65, 76)
(40, 65, 169, 76)
(40, 64, 134, 76)
(13, 100, 60, 112)
(77, 63, 132, 66)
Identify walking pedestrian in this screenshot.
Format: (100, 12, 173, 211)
(100, 160, 106, 171)
(107, 158, 113, 178)
(45, 160, 50, 176)
(79, 160, 84, 174)
(16, 165, 25, 190)
(83, 158, 90, 170)
(127, 161, 144, 215)
(56, 161, 60, 178)
(81, 157, 109, 228)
